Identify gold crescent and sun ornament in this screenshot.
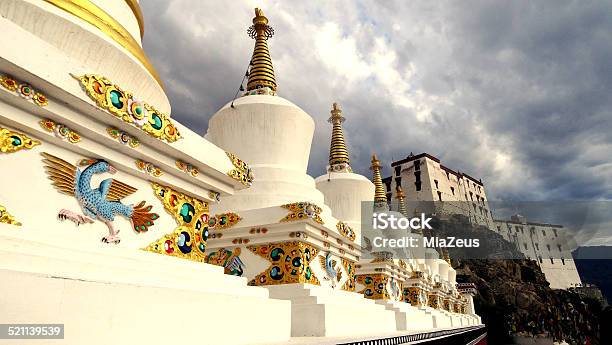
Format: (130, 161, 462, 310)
(41, 152, 159, 244)
(0, 127, 40, 153)
(75, 74, 180, 143)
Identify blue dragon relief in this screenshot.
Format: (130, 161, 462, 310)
(42, 152, 158, 244)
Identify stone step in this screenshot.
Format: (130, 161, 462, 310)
(0, 235, 269, 299)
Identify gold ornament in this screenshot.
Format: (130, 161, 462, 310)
(247, 241, 320, 286)
(143, 183, 210, 262)
(225, 152, 253, 187)
(0, 74, 48, 106)
(39, 119, 81, 143)
(0, 205, 22, 226)
(428, 293, 441, 309)
(76, 74, 179, 142)
(357, 274, 389, 300)
(279, 202, 324, 224)
(135, 159, 163, 177)
(336, 221, 355, 241)
(0, 128, 40, 153)
(176, 160, 199, 177)
(106, 127, 139, 148)
(208, 212, 241, 230)
(341, 259, 356, 291)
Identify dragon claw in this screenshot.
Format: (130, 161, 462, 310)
(57, 209, 94, 226)
(101, 231, 120, 244)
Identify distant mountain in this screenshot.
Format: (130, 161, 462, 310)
(572, 246, 612, 303)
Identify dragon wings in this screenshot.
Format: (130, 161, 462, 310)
(41, 152, 136, 201)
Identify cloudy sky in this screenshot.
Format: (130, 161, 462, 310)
(140, 1, 612, 244)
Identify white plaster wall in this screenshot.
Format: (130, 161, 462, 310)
(206, 95, 314, 173)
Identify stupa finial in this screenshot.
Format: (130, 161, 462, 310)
(395, 185, 408, 217)
(327, 103, 351, 172)
(245, 8, 277, 94)
(370, 154, 387, 204)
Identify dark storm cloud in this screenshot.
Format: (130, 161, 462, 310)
(140, 1, 612, 244)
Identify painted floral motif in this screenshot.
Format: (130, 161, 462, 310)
(0, 127, 40, 153)
(225, 152, 253, 187)
(357, 274, 390, 300)
(208, 212, 241, 230)
(107, 127, 139, 148)
(135, 159, 163, 177)
(176, 160, 199, 177)
(247, 241, 320, 286)
(336, 221, 355, 241)
(0, 74, 48, 106)
(0, 204, 22, 226)
(39, 119, 81, 143)
(280, 202, 324, 224)
(143, 183, 210, 262)
(206, 247, 245, 276)
(76, 74, 180, 143)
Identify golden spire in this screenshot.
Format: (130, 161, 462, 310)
(370, 154, 387, 203)
(395, 185, 408, 217)
(246, 8, 277, 92)
(327, 103, 351, 172)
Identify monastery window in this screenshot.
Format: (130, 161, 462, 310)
(521, 227, 524, 234)
(538, 256, 543, 264)
(395, 166, 401, 176)
(415, 181, 422, 191)
(434, 179, 439, 189)
(478, 186, 481, 193)
(414, 160, 421, 171)
(496, 226, 501, 232)
(557, 245, 562, 252)
(464, 193, 468, 200)
(550, 258, 554, 264)
(542, 230, 546, 237)
(469, 191, 473, 200)
(446, 171, 450, 180)
(523, 242, 528, 250)
(450, 187, 455, 195)
(530, 227, 535, 234)
(535, 243, 539, 250)
(437, 191, 442, 201)
(553, 229, 558, 237)
(395, 177, 402, 187)
(561, 258, 565, 265)
(546, 244, 551, 252)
